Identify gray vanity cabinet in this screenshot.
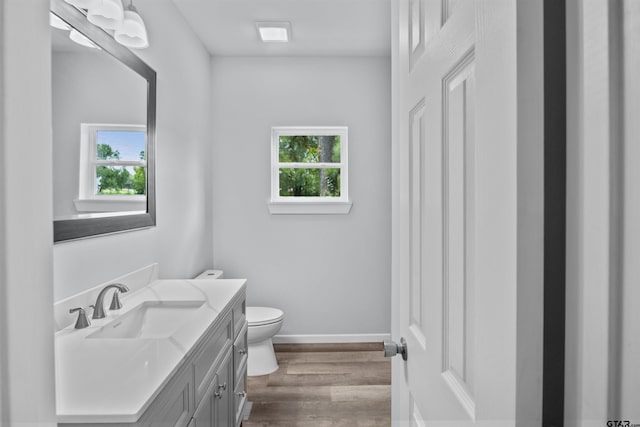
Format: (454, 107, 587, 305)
(59, 289, 247, 427)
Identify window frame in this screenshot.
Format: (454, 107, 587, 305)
(75, 123, 147, 213)
(269, 126, 352, 214)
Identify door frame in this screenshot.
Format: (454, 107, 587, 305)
(564, 0, 635, 424)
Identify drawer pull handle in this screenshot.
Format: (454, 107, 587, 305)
(214, 382, 227, 399)
(238, 349, 247, 355)
(237, 391, 246, 398)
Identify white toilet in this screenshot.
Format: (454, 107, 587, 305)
(194, 270, 285, 377)
(246, 306, 284, 376)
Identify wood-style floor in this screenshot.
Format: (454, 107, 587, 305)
(243, 343, 391, 427)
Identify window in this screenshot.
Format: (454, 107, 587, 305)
(75, 123, 147, 213)
(269, 126, 352, 214)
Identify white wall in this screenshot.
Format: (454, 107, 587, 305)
(211, 56, 391, 338)
(53, 0, 214, 300)
(1, 0, 57, 425)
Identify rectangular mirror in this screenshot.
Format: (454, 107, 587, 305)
(51, 0, 156, 242)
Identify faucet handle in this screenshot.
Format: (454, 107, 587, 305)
(109, 290, 124, 310)
(69, 307, 91, 329)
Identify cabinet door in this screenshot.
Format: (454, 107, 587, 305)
(215, 349, 234, 427)
(192, 349, 233, 427)
(141, 361, 193, 427)
(191, 374, 216, 427)
(194, 312, 232, 405)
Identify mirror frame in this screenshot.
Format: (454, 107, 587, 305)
(51, 0, 156, 243)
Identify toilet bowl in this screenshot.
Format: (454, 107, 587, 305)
(194, 270, 284, 377)
(247, 306, 284, 376)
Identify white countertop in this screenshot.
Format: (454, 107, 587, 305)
(55, 278, 246, 424)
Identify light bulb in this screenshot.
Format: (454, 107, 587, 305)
(50, 12, 71, 31)
(87, 0, 124, 30)
(69, 29, 101, 49)
(114, 4, 149, 49)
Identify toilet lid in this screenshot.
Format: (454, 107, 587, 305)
(247, 306, 284, 326)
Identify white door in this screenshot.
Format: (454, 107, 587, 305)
(391, 0, 544, 424)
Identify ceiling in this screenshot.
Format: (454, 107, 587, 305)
(169, 0, 391, 57)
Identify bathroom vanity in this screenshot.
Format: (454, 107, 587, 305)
(55, 279, 247, 427)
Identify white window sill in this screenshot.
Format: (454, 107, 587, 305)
(74, 197, 146, 213)
(268, 200, 353, 215)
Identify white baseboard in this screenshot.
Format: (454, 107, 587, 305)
(273, 333, 391, 344)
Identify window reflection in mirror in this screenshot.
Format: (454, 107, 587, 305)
(51, 18, 147, 221)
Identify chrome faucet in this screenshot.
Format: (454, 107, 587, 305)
(91, 283, 130, 319)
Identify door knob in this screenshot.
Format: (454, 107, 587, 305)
(383, 338, 408, 361)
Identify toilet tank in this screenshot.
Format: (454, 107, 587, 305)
(194, 269, 224, 280)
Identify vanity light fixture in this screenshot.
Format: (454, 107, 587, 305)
(56, 0, 150, 49)
(114, 0, 149, 49)
(87, 0, 124, 30)
(256, 21, 291, 42)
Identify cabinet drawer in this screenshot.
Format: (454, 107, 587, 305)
(233, 322, 248, 382)
(232, 297, 245, 339)
(193, 311, 232, 406)
(233, 365, 247, 427)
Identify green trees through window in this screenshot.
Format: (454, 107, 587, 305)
(95, 142, 146, 196)
(278, 135, 341, 197)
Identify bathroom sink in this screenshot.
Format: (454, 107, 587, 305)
(87, 300, 205, 340)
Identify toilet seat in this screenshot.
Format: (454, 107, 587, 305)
(247, 306, 284, 327)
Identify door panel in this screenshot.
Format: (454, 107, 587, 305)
(392, 0, 542, 424)
(408, 98, 426, 350)
(441, 55, 475, 414)
(401, 0, 479, 421)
